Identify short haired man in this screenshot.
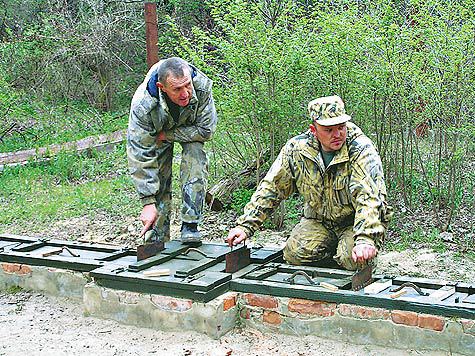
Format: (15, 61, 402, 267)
(127, 57, 217, 244)
(226, 95, 391, 269)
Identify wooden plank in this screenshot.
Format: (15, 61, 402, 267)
(320, 282, 339, 292)
(389, 289, 407, 299)
(143, 268, 171, 277)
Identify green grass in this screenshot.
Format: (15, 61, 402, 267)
(385, 226, 447, 253)
(0, 176, 138, 226)
(0, 143, 185, 232)
(4, 285, 23, 294)
(0, 147, 137, 229)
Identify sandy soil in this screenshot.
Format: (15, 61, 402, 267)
(0, 292, 459, 356)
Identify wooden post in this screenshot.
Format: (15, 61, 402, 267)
(144, 2, 159, 69)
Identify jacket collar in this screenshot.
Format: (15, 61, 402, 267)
(301, 130, 350, 169)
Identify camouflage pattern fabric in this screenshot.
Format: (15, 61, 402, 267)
(237, 122, 392, 267)
(308, 95, 351, 126)
(283, 217, 358, 270)
(127, 60, 217, 232)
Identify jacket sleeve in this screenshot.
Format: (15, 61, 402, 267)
(164, 84, 217, 143)
(126, 83, 161, 206)
(349, 140, 390, 248)
(236, 144, 296, 237)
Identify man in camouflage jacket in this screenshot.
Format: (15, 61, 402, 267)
(127, 57, 217, 244)
(226, 95, 391, 270)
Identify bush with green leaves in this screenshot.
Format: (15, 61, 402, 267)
(181, 0, 474, 232)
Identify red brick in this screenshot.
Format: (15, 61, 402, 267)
(417, 314, 445, 331)
(263, 310, 282, 325)
(288, 299, 336, 317)
(244, 293, 278, 309)
(338, 304, 390, 320)
(391, 310, 418, 326)
(150, 295, 192, 312)
(461, 319, 475, 335)
(2, 263, 21, 274)
(223, 294, 237, 311)
(18, 265, 32, 275)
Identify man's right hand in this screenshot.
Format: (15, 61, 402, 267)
(225, 227, 248, 247)
(139, 204, 158, 237)
(157, 130, 167, 142)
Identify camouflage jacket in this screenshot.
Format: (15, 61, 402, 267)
(127, 61, 218, 205)
(237, 122, 391, 247)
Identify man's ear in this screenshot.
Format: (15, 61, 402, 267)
(157, 82, 164, 91)
(309, 123, 317, 135)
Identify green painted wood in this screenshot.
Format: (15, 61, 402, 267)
(174, 257, 221, 277)
(0, 252, 102, 272)
(246, 266, 279, 280)
(127, 253, 176, 272)
(98, 249, 135, 262)
(249, 247, 283, 263)
(91, 265, 231, 295)
(94, 277, 229, 303)
(456, 282, 473, 294)
(11, 241, 47, 252)
(464, 294, 475, 304)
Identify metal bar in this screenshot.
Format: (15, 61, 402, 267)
(225, 246, 250, 273)
(390, 282, 429, 296)
(284, 271, 316, 285)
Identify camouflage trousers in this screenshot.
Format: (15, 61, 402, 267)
(283, 217, 359, 271)
(153, 141, 208, 241)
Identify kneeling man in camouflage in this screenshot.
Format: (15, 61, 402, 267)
(226, 95, 391, 270)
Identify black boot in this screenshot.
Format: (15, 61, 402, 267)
(180, 222, 201, 244)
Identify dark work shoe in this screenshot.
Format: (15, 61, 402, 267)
(180, 222, 201, 244)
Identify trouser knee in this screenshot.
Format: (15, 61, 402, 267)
(283, 218, 336, 266)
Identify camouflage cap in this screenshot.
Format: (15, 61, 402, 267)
(308, 95, 351, 126)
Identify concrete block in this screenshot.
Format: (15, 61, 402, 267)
(83, 284, 237, 339)
(0, 263, 86, 300)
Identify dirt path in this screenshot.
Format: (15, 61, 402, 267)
(1, 292, 458, 356)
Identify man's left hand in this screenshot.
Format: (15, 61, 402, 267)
(352, 243, 377, 263)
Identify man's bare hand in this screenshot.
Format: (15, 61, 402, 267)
(225, 227, 247, 247)
(139, 204, 158, 237)
(352, 243, 377, 264)
(157, 131, 167, 142)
